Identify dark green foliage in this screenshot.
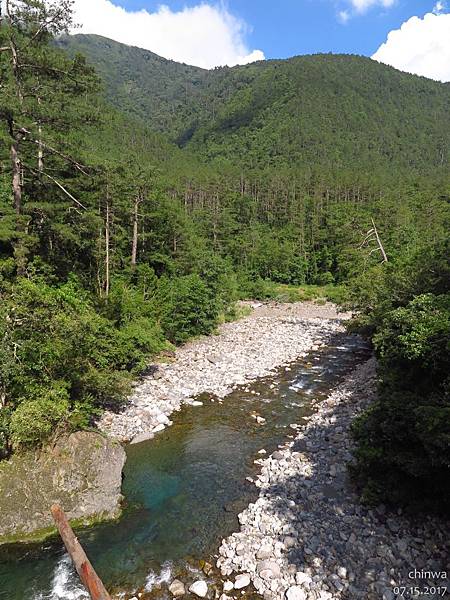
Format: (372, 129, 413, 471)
(237, 274, 277, 301)
(193, 253, 239, 314)
(349, 239, 450, 513)
(156, 274, 219, 344)
(0, 1, 100, 278)
(374, 294, 450, 366)
(56, 34, 207, 135)
(1, 277, 166, 449)
(9, 387, 70, 449)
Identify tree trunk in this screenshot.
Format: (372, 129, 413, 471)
(6, 2, 27, 274)
(371, 218, 388, 263)
(38, 124, 44, 172)
(38, 97, 44, 172)
(105, 195, 110, 298)
(131, 194, 139, 268)
(11, 139, 22, 215)
(51, 505, 111, 600)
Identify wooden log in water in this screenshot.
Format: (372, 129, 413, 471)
(51, 504, 111, 600)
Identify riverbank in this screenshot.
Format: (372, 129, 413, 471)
(0, 301, 347, 548)
(216, 359, 449, 600)
(98, 302, 350, 442)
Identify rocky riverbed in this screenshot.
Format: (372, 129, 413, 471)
(98, 302, 349, 442)
(216, 359, 450, 600)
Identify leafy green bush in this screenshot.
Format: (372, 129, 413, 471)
(10, 385, 70, 449)
(0, 266, 234, 452)
(0, 407, 12, 458)
(236, 227, 308, 286)
(373, 294, 450, 365)
(157, 274, 219, 344)
(221, 302, 253, 323)
(323, 285, 348, 305)
(346, 238, 450, 332)
(314, 271, 335, 286)
(117, 318, 166, 372)
(104, 269, 159, 325)
(1, 277, 166, 451)
(237, 273, 277, 300)
(194, 254, 239, 314)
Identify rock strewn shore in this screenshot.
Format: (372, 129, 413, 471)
(98, 302, 349, 442)
(217, 359, 450, 600)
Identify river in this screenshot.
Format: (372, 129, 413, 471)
(0, 333, 370, 599)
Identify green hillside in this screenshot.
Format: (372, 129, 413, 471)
(60, 34, 450, 173)
(187, 54, 450, 172)
(56, 34, 208, 134)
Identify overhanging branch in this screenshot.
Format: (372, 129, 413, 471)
(26, 165, 88, 211)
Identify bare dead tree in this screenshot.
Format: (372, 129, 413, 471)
(131, 190, 143, 268)
(105, 189, 110, 298)
(359, 218, 388, 263)
(4, 0, 24, 217)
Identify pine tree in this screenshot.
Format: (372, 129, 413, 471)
(0, 0, 99, 273)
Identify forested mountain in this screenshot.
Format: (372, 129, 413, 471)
(1, 6, 448, 515)
(60, 34, 450, 173)
(186, 54, 449, 172)
(56, 34, 208, 135)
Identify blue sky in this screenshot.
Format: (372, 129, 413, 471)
(73, 1, 450, 80)
(105, 0, 439, 58)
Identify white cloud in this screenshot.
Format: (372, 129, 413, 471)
(336, 0, 395, 23)
(71, 0, 265, 69)
(338, 10, 351, 23)
(349, 0, 395, 13)
(433, 1, 446, 14)
(372, 11, 450, 82)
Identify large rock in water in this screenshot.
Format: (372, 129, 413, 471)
(0, 431, 126, 543)
(168, 579, 186, 597)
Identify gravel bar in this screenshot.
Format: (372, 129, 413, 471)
(98, 302, 349, 442)
(216, 359, 450, 600)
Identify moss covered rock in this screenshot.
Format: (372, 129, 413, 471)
(0, 431, 126, 544)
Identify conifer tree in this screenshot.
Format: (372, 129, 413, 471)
(0, 0, 98, 273)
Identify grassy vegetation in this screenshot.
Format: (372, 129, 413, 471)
(272, 284, 347, 305)
(219, 302, 253, 324)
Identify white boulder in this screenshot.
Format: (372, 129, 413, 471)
(189, 580, 208, 598)
(286, 586, 307, 600)
(234, 573, 251, 589)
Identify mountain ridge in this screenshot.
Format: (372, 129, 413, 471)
(58, 34, 450, 174)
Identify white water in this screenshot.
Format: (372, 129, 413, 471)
(34, 556, 88, 600)
(144, 560, 173, 592)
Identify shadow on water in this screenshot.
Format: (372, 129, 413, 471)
(0, 333, 371, 600)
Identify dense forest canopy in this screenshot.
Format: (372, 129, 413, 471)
(59, 34, 450, 173)
(1, 3, 449, 513)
